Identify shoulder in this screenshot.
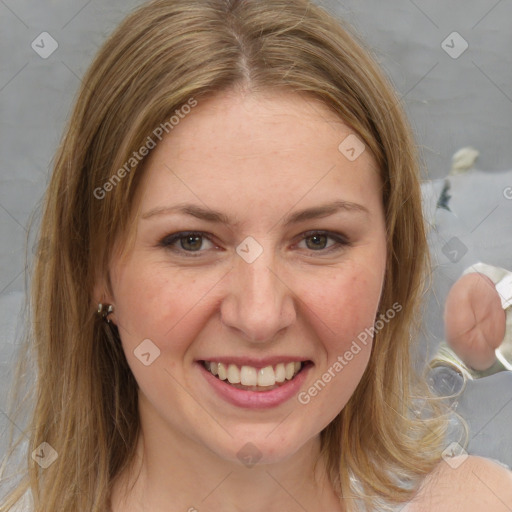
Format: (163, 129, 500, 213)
(404, 454, 512, 512)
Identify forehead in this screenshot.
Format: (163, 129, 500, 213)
(136, 90, 382, 220)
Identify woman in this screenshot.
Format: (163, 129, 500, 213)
(1, 0, 511, 510)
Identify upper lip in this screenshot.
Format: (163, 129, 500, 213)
(197, 357, 312, 369)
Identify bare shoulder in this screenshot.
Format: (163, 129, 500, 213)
(404, 454, 512, 512)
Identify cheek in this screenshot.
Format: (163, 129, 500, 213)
(112, 245, 385, 364)
(298, 261, 384, 349)
(112, 262, 219, 356)
(291, 267, 381, 428)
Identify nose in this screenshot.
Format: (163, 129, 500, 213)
(220, 246, 297, 343)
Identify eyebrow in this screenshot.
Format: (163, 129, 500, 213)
(141, 200, 369, 226)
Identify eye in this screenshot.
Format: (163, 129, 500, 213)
(158, 230, 350, 258)
(158, 231, 217, 256)
(296, 230, 350, 254)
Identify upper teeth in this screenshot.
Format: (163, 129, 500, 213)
(205, 361, 303, 386)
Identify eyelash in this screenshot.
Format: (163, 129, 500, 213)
(158, 230, 351, 258)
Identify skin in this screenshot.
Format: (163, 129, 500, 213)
(96, 90, 386, 512)
(444, 272, 506, 371)
(405, 454, 512, 511)
(94, 90, 512, 511)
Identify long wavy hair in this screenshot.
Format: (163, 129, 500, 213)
(1, 0, 468, 510)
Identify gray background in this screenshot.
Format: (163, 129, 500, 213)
(1, 0, 511, 476)
(2, 0, 512, 298)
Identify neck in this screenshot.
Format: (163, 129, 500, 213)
(110, 398, 343, 511)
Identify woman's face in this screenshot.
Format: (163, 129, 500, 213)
(103, 90, 387, 465)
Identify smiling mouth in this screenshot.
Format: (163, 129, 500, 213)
(201, 360, 311, 391)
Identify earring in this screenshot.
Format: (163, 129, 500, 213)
(97, 303, 114, 323)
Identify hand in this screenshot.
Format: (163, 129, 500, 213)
(444, 272, 506, 371)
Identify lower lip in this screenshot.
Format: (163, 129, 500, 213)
(197, 362, 313, 409)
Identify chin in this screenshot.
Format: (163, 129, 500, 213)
(203, 421, 320, 468)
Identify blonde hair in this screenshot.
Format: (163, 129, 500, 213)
(1, 0, 468, 510)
